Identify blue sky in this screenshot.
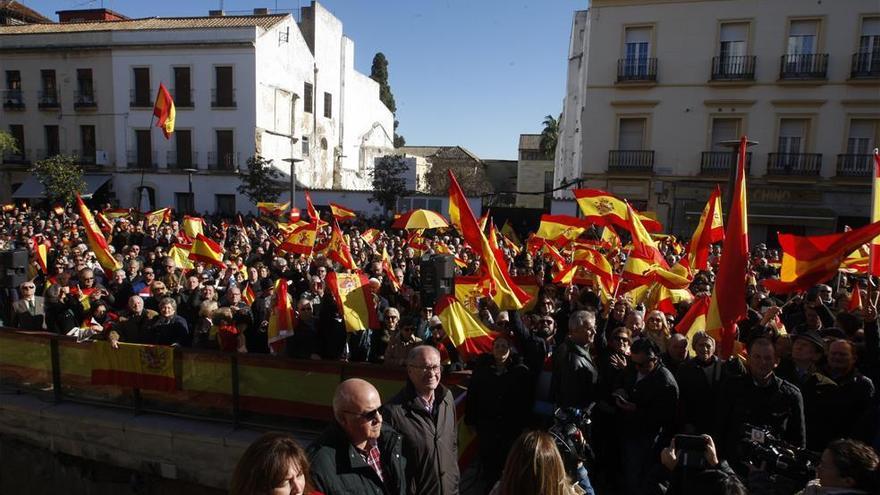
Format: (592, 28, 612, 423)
(26, 0, 585, 159)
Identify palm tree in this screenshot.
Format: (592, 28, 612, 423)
(539, 113, 560, 158)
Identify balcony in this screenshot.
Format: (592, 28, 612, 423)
(207, 151, 240, 171)
(2, 89, 24, 110)
(34, 149, 60, 161)
(37, 89, 59, 109)
(172, 89, 194, 108)
(779, 53, 828, 80)
(836, 154, 874, 178)
(851, 52, 880, 79)
(766, 153, 822, 176)
(2, 149, 30, 165)
(71, 149, 98, 167)
(127, 150, 157, 169)
(700, 151, 752, 175)
(166, 150, 198, 169)
(211, 88, 236, 108)
(129, 88, 153, 108)
(73, 90, 97, 109)
(711, 55, 756, 81)
(616, 57, 657, 83)
(608, 150, 654, 173)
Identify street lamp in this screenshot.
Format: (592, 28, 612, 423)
(717, 139, 758, 214)
(182, 167, 198, 214)
(282, 158, 303, 208)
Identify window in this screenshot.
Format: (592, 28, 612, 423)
(4, 71, 23, 107)
(216, 194, 236, 216)
(215, 130, 234, 170)
(718, 22, 749, 75)
(213, 66, 234, 107)
(846, 120, 876, 155)
(787, 20, 817, 56)
(132, 67, 151, 106)
(323, 92, 332, 118)
(39, 70, 57, 107)
(710, 118, 741, 150)
(543, 170, 554, 209)
(618, 118, 646, 150)
(44, 126, 59, 157)
(304, 82, 313, 113)
(135, 129, 152, 168)
(76, 69, 94, 106)
(858, 17, 880, 72)
(175, 192, 195, 214)
(301, 136, 310, 157)
(777, 118, 807, 155)
(8, 124, 24, 159)
(173, 67, 192, 107)
(80, 126, 96, 164)
(174, 130, 193, 168)
(6, 70, 21, 91)
(623, 27, 651, 77)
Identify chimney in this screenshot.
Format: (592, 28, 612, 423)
(253, 8, 269, 15)
(208, 10, 225, 17)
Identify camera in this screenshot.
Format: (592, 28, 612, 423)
(675, 434, 708, 470)
(740, 424, 819, 486)
(549, 405, 595, 473)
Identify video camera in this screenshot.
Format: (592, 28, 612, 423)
(740, 424, 819, 486)
(549, 405, 595, 472)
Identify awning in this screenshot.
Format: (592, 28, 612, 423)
(12, 174, 112, 199)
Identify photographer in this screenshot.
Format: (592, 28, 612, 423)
(659, 434, 747, 495)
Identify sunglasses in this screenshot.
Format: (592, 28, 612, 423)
(343, 407, 381, 422)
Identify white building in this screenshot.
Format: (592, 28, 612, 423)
(555, 0, 880, 243)
(0, 2, 394, 214)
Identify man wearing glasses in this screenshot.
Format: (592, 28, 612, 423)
(308, 378, 407, 495)
(382, 345, 459, 495)
(11, 281, 45, 330)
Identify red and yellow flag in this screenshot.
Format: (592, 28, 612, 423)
(683, 186, 724, 272)
(91, 341, 176, 391)
(848, 281, 863, 312)
(675, 295, 711, 356)
(257, 202, 290, 217)
(574, 189, 662, 232)
(706, 136, 750, 359)
(382, 247, 402, 291)
(76, 195, 121, 272)
(573, 247, 617, 297)
(32, 236, 49, 274)
(103, 208, 131, 220)
(454, 275, 488, 314)
(182, 215, 204, 238)
(361, 228, 380, 245)
(268, 279, 296, 350)
(279, 221, 317, 256)
(330, 203, 357, 222)
(145, 207, 172, 228)
(323, 220, 357, 270)
(535, 214, 590, 243)
(168, 243, 194, 270)
(501, 220, 521, 245)
(870, 150, 880, 276)
(326, 271, 379, 332)
(188, 234, 225, 269)
(152, 83, 176, 139)
(435, 295, 496, 362)
(243, 283, 256, 306)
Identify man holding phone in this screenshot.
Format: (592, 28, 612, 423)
(659, 434, 746, 494)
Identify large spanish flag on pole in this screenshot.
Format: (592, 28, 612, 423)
(326, 271, 379, 332)
(435, 295, 496, 362)
(152, 83, 175, 139)
(91, 341, 176, 391)
(870, 149, 880, 276)
(705, 136, 750, 359)
(76, 195, 121, 272)
(189, 234, 225, 269)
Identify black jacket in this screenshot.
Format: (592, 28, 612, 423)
(147, 314, 189, 346)
(615, 362, 680, 448)
(775, 360, 838, 451)
(307, 423, 407, 495)
(675, 356, 745, 434)
(550, 338, 598, 409)
(382, 383, 460, 495)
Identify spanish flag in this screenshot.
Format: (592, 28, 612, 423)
(324, 220, 357, 270)
(182, 215, 204, 238)
(32, 237, 49, 274)
(870, 150, 880, 276)
(536, 214, 590, 243)
(326, 271, 379, 332)
(361, 228, 380, 245)
(512, 275, 541, 312)
(95, 212, 114, 234)
(574, 189, 662, 232)
(76, 195, 121, 273)
(91, 341, 176, 391)
(167, 243, 194, 270)
(152, 83, 176, 139)
(268, 278, 296, 349)
(145, 207, 172, 228)
(675, 295, 711, 357)
(305, 190, 324, 225)
(435, 295, 496, 362)
(103, 208, 131, 220)
(330, 203, 357, 222)
(188, 234, 225, 269)
(279, 221, 317, 256)
(573, 247, 617, 296)
(454, 275, 488, 314)
(243, 283, 256, 306)
(382, 247, 402, 291)
(683, 186, 724, 272)
(501, 220, 521, 245)
(763, 221, 880, 294)
(257, 202, 290, 217)
(848, 281, 863, 312)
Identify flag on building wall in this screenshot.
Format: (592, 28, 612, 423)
(152, 83, 176, 139)
(326, 271, 379, 332)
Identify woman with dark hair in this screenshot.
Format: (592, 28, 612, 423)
(491, 430, 587, 495)
(231, 431, 322, 495)
(812, 438, 879, 494)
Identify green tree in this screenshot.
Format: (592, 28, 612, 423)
(30, 155, 86, 204)
(236, 155, 284, 204)
(370, 155, 410, 215)
(0, 130, 18, 155)
(370, 52, 406, 148)
(539, 113, 560, 158)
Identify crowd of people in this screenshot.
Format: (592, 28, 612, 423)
(1, 201, 879, 495)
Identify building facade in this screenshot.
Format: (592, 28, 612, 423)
(555, 0, 880, 244)
(0, 2, 394, 213)
(516, 134, 554, 209)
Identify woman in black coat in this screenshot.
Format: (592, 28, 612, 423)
(148, 297, 189, 346)
(465, 336, 532, 491)
(44, 284, 83, 335)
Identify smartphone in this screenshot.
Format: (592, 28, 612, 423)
(674, 434, 707, 469)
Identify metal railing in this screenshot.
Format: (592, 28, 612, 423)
(616, 57, 658, 83)
(2, 89, 24, 109)
(127, 150, 157, 169)
(207, 151, 239, 171)
(700, 151, 752, 175)
(608, 150, 654, 172)
(74, 90, 97, 109)
(711, 55, 756, 80)
(851, 52, 880, 79)
(779, 53, 828, 79)
(172, 89, 194, 107)
(766, 152, 822, 176)
(38, 89, 59, 108)
(166, 150, 199, 169)
(1, 148, 30, 165)
(211, 88, 236, 108)
(836, 154, 874, 177)
(129, 88, 153, 108)
(70, 149, 97, 166)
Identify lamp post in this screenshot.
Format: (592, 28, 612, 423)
(182, 167, 198, 214)
(717, 139, 758, 215)
(282, 158, 303, 208)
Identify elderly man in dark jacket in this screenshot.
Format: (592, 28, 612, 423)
(308, 378, 407, 495)
(382, 345, 459, 495)
(551, 310, 599, 409)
